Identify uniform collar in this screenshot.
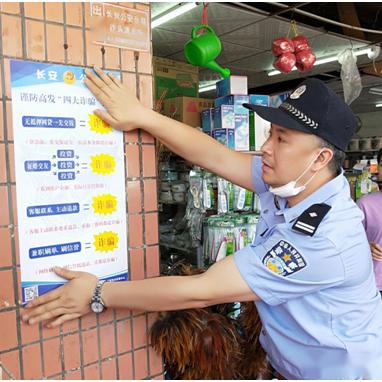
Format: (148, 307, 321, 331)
(275, 171, 347, 223)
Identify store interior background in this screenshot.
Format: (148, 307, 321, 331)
(0, 1, 381, 380)
(153, 2, 382, 271)
(152, 2, 382, 137)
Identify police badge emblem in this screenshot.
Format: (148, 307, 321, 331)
(262, 240, 307, 277)
(290, 85, 306, 99)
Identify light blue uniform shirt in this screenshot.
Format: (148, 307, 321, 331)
(234, 156, 382, 379)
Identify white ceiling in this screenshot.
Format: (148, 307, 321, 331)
(152, 2, 382, 114)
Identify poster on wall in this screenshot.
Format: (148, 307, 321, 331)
(10, 60, 128, 304)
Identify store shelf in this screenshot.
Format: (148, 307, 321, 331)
(160, 243, 195, 252)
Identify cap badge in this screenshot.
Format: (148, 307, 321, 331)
(290, 85, 306, 99)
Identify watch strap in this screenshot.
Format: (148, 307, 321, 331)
(91, 280, 107, 307)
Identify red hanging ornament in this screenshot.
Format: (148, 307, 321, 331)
(295, 50, 316, 72)
(271, 20, 316, 74)
(273, 52, 297, 73)
(292, 35, 310, 53)
(272, 37, 294, 56)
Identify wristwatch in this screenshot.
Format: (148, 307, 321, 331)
(90, 280, 107, 313)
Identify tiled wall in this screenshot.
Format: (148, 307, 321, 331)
(0, 2, 162, 380)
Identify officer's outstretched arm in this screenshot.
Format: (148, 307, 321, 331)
(100, 255, 260, 311)
(143, 112, 256, 192)
(22, 256, 260, 327)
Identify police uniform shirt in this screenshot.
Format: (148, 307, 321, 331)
(234, 156, 382, 379)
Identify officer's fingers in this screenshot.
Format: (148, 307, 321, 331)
(47, 313, 82, 328)
(24, 288, 61, 309)
(93, 66, 119, 89)
(23, 298, 63, 323)
(27, 307, 69, 325)
(54, 266, 79, 280)
(84, 77, 111, 108)
(84, 70, 114, 98)
(108, 72, 123, 87)
(93, 109, 118, 127)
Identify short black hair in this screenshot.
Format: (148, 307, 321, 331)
(378, 149, 382, 164)
(316, 137, 346, 176)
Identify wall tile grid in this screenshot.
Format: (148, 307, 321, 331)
(0, 2, 163, 380)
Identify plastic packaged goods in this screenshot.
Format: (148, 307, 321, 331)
(203, 214, 259, 264)
(233, 185, 253, 211)
(217, 178, 234, 214)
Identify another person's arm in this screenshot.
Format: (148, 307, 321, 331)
(21, 256, 259, 327)
(84, 68, 256, 191)
(357, 197, 382, 262)
(370, 242, 382, 261)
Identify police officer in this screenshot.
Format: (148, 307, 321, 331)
(22, 70, 382, 379)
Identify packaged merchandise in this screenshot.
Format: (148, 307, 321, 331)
(201, 108, 214, 133)
(249, 94, 269, 107)
(233, 185, 253, 211)
(249, 110, 271, 151)
(214, 105, 235, 130)
(203, 214, 259, 263)
(217, 178, 234, 214)
(269, 91, 291, 108)
(216, 75, 248, 97)
(234, 114, 250, 151)
(202, 172, 216, 210)
(213, 128, 235, 149)
(214, 95, 249, 115)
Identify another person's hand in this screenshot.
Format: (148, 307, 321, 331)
(84, 67, 151, 132)
(21, 267, 98, 328)
(370, 242, 382, 262)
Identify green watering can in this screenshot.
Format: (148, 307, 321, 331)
(184, 25, 231, 78)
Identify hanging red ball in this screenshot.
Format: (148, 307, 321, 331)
(292, 35, 311, 53)
(273, 52, 296, 73)
(295, 50, 316, 72)
(272, 37, 295, 56)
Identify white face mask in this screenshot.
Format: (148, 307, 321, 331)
(269, 150, 323, 199)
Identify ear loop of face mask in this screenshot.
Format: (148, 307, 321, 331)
(295, 149, 325, 188)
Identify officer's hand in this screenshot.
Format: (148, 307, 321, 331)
(370, 242, 382, 262)
(21, 267, 97, 328)
(84, 67, 151, 132)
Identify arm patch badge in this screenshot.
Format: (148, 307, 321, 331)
(262, 240, 307, 277)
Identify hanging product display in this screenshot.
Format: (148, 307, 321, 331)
(184, 23, 230, 78)
(183, 3, 230, 77)
(272, 21, 316, 73)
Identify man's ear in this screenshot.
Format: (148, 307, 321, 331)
(314, 148, 333, 171)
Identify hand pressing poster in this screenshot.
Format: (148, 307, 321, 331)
(10, 60, 128, 304)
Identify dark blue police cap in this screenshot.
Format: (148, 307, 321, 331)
(243, 78, 357, 151)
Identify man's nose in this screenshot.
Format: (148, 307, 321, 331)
(260, 137, 272, 155)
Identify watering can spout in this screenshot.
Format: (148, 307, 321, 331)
(205, 60, 231, 79)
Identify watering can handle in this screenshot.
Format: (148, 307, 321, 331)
(191, 24, 215, 39)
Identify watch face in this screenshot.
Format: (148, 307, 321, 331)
(91, 301, 104, 313)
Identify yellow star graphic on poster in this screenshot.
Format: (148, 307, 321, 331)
(283, 254, 291, 262)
